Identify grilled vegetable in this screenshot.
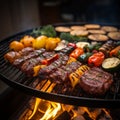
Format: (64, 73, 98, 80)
(32, 36, 47, 49)
(60, 32, 88, 42)
(68, 43, 76, 49)
(84, 42, 102, 52)
(88, 52, 105, 67)
(9, 41, 24, 51)
(20, 35, 35, 47)
(33, 65, 46, 76)
(77, 52, 93, 63)
(31, 25, 56, 37)
(69, 47, 84, 59)
(117, 51, 120, 59)
(41, 54, 59, 65)
(76, 42, 90, 49)
(102, 57, 120, 72)
(69, 65, 89, 88)
(110, 46, 120, 57)
(67, 57, 77, 64)
(54, 40, 67, 51)
(45, 37, 61, 51)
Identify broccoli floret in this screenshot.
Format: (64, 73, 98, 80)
(31, 25, 56, 37)
(60, 32, 88, 42)
(40, 25, 56, 37)
(60, 32, 74, 42)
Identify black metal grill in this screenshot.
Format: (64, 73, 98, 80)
(0, 23, 120, 108)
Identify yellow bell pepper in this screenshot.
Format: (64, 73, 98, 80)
(45, 37, 61, 51)
(32, 35, 47, 49)
(33, 65, 46, 76)
(67, 57, 77, 64)
(69, 65, 89, 88)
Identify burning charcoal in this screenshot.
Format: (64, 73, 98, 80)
(83, 112, 93, 120)
(96, 109, 112, 120)
(73, 115, 85, 120)
(55, 111, 71, 120)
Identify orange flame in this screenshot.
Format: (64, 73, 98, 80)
(40, 101, 61, 120)
(28, 80, 56, 120)
(28, 80, 112, 120)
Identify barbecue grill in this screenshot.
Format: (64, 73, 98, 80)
(0, 23, 120, 108)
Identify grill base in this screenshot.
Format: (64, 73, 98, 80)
(1, 88, 119, 120)
(0, 23, 120, 108)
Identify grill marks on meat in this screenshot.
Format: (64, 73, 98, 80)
(79, 67, 113, 96)
(4, 47, 34, 63)
(21, 51, 56, 76)
(38, 54, 69, 79)
(49, 61, 82, 83)
(13, 48, 46, 67)
(19, 47, 35, 55)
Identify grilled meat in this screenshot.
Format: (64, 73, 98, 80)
(99, 40, 116, 56)
(59, 46, 75, 54)
(19, 47, 35, 55)
(49, 61, 81, 83)
(79, 67, 113, 96)
(21, 51, 56, 76)
(13, 48, 46, 67)
(38, 54, 69, 79)
(21, 57, 44, 76)
(4, 47, 34, 63)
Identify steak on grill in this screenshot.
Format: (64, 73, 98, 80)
(79, 67, 113, 96)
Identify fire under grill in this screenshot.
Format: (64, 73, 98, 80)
(0, 23, 120, 108)
(11, 96, 116, 120)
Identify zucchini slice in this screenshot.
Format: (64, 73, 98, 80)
(102, 57, 120, 71)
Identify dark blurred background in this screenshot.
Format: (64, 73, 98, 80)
(0, 0, 120, 39)
(0, 0, 120, 95)
(39, 0, 120, 24)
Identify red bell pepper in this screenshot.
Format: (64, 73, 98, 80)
(41, 54, 59, 65)
(68, 43, 76, 49)
(88, 52, 105, 67)
(69, 47, 84, 59)
(110, 46, 120, 57)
